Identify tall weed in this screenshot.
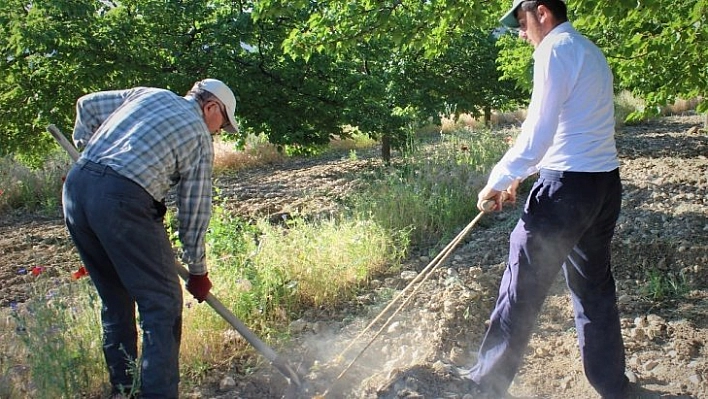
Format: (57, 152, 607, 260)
(179, 210, 407, 380)
(351, 127, 509, 249)
(9, 276, 105, 398)
(0, 151, 71, 216)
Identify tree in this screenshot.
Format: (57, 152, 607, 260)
(1, 0, 523, 164)
(0, 0, 224, 163)
(494, 0, 708, 123)
(571, 0, 708, 121)
(0, 0, 355, 160)
(1, 0, 106, 164)
(255, 0, 497, 59)
(254, 0, 523, 160)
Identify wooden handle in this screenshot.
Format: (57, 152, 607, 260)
(174, 263, 303, 386)
(47, 124, 80, 161)
(480, 191, 511, 212)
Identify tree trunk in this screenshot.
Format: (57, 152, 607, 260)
(381, 134, 391, 163)
(484, 106, 492, 127)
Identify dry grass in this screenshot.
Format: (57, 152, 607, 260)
(328, 129, 377, 152)
(212, 137, 285, 175)
(213, 132, 377, 175)
(615, 91, 700, 127)
(0, 152, 69, 215)
(439, 109, 527, 134)
(439, 94, 699, 135)
(663, 97, 701, 115)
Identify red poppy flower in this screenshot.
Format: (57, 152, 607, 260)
(72, 266, 89, 280)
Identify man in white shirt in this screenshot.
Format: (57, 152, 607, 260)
(466, 1, 629, 398)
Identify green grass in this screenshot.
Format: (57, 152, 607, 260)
(642, 269, 690, 301)
(350, 127, 509, 249)
(4, 276, 106, 398)
(178, 206, 410, 383)
(0, 150, 71, 216)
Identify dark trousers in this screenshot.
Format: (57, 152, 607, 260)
(63, 160, 182, 398)
(469, 168, 627, 398)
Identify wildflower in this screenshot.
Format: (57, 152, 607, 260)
(72, 266, 89, 280)
(31, 266, 46, 276)
(17, 268, 27, 275)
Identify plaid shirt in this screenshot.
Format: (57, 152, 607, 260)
(73, 87, 213, 275)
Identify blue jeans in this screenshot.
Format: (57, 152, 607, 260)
(63, 160, 182, 398)
(469, 168, 627, 398)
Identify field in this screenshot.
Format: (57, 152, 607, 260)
(0, 115, 706, 398)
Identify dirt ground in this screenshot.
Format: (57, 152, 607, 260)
(0, 115, 706, 399)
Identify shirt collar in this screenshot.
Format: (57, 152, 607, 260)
(185, 95, 203, 116)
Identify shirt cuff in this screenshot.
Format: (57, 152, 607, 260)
(487, 165, 516, 191)
(182, 254, 207, 276)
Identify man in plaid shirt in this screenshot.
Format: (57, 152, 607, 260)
(62, 79, 238, 398)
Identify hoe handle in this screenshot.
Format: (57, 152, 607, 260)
(173, 265, 303, 386)
(480, 191, 511, 212)
(47, 124, 81, 161)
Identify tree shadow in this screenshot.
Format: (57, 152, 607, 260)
(616, 118, 707, 160)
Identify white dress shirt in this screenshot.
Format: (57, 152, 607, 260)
(488, 22, 619, 191)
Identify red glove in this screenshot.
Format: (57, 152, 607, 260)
(186, 273, 212, 303)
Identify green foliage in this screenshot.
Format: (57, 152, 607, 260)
(1, 0, 527, 163)
(642, 269, 689, 301)
(255, 0, 498, 59)
(351, 126, 509, 248)
(0, 150, 71, 215)
(571, 0, 708, 120)
(2, 0, 708, 163)
(11, 277, 105, 398)
(495, 33, 534, 94)
(253, 1, 524, 156)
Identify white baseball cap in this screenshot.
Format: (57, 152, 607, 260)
(194, 78, 239, 133)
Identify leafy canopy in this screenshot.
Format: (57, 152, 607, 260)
(4, 0, 704, 164)
(2, 0, 519, 163)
